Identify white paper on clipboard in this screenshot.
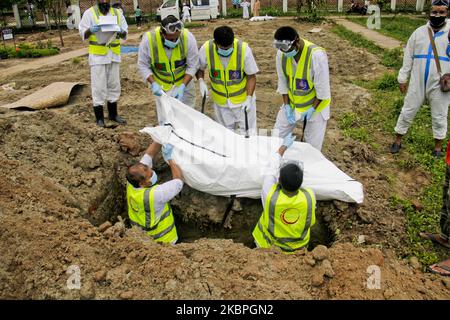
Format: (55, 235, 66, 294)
(101, 25, 120, 32)
(98, 15, 118, 26)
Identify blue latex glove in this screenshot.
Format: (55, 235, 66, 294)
(162, 144, 174, 162)
(283, 104, 296, 125)
(282, 133, 296, 148)
(151, 82, 163, 96)
(301, 106, 315, 121)
(90, 25, 100, 33)
(173, 83, 186, 100)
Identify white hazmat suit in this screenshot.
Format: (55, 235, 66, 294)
(395, 21, 450, 140)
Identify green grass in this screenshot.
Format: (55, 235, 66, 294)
(330, 24, 403, 69)
(347, 16, 427, 42)
(184, 22, 206, 29)
(354, 72, 449, 265)
(338, 112, 371, 143)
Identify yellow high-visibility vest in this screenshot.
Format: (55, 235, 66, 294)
(252, 184, 316, 253)
(127, 183, 178, 244)
(205, 39, 248, 106)
(88, 6, 121, 56)
(281, 39, 330, 114)
(147, 27, 188, 91)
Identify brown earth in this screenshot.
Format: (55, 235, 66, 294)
(0, 18, 449, 299)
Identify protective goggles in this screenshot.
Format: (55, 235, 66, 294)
(162, 21, 184, 34)
(273, 39, 295, 52)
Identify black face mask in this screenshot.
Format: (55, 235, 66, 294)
(429, 15, 447, 28)
(98, 3, 110, 13)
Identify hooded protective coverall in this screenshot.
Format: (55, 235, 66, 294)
(395, 21, 450, 140)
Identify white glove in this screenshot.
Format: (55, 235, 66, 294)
(199, 78, 208, 98)
(241, 95, 252, 112)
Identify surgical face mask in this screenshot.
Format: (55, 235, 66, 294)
(217, 47, 234, 57)
(149, 170, 158, 186)
(164, 38, 180, 49)
(429, 15, 447, 28)
(285, 48, 298, 58)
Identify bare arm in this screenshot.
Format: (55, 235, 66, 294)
(282, 94, 289, 105)
(278, 145, 287, 157)
(144, 141, 162, 158)
(146, 74, 157, 84)
(168, 159, 183, 181)
(183, 74, 193, 86)
(246, 74, 256, 96)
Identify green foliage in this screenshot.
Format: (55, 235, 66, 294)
(260, 7, 296, 17)
(295, 0, 326, 22)
(371, 72, 398, 91)
(331, 25, 402, 69)
(347, 16, 427, 42)
(184, 22, 206, 29)
(0, 42, 59, 59)
(224, 8, 243, 18)
(380, 47, 403, 69)
(338, 112, 371, 143)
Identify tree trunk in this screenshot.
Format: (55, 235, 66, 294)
(52, 4, 64, 47)
(297, 0, 303, 16)
(57, 23, 64, 47)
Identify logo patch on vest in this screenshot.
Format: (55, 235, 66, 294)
(280, 208, 301, 225)
(154, 63, 166, 71)
(296, 79, 310, 91)
(130, 198, 140, 213)
(228, 70, 242, 80)
(211, 69, 221, 80)
(174, 58, 186, 68)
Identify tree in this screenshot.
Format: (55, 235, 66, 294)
(37, 0, 66, 46)
(49, 0, 67, 47)
(35, 0, 50, 28)
(296, 0, 326, 22)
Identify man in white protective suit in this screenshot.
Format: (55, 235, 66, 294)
(138, 15, 199, 124)
(272, 26, 331, 151)
(390, 0, 450, 158)
(196, 26, 259, 136)
(79, 0, 128, 127)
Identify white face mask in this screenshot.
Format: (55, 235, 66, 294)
(150, 170, 158, 186)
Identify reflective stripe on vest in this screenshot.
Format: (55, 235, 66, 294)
(127, 183, 178, 243)
(88, 6, 121, 56)
(281, 40, 330, 113)
(253, 184, 315, 252)
(205, 39, 248, 106)
(148, 27, 188, 91)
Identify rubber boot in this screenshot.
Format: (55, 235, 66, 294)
(107, 101, 126, 124)
(93, 105, 105, 127)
